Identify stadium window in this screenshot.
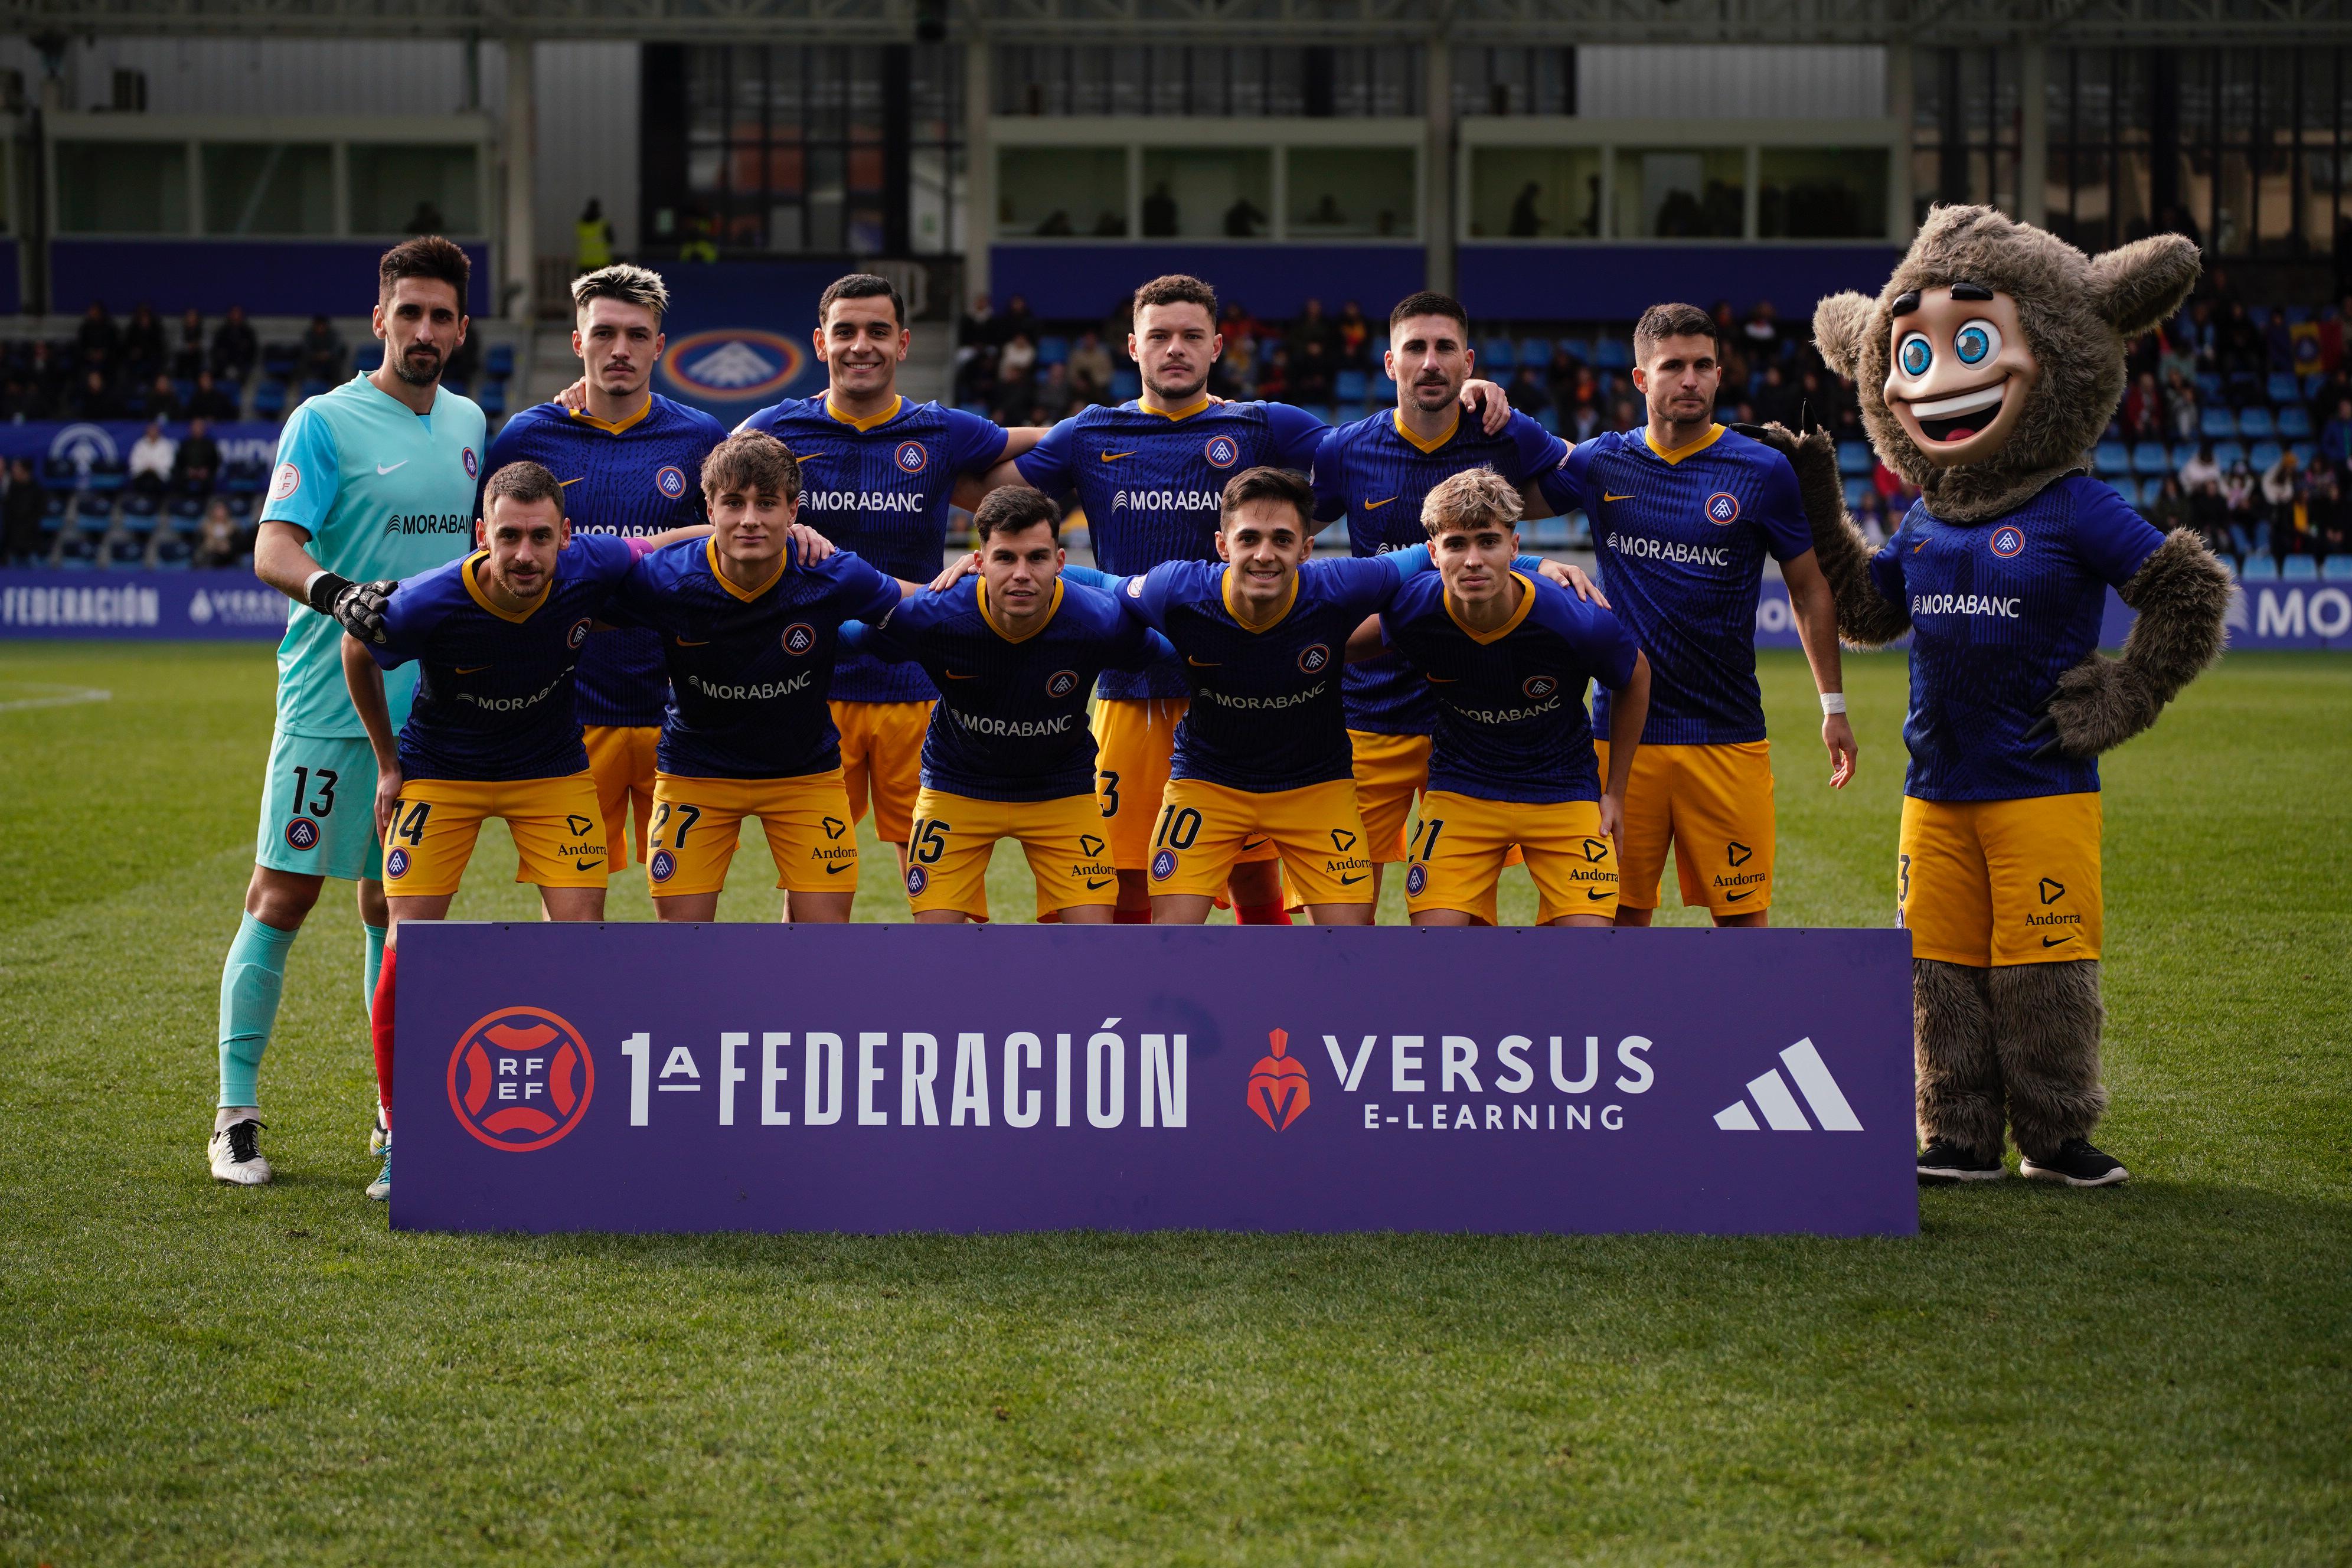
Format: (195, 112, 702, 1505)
(55, 141, 190, 235)
(1613, 148, 1745, 239)
(1757, 148, 1889, 240)
(347, 145, 481, 236)
(1912, 48, 2020, 222)
(1453, 47, 1577, 116)
(992, 44, 1415, 117)
(1141, 148, 1273, 240)
(200, 143, 334, 237)
(998, 147, 1127, 239)
(1466, 148, 1601, 239)
(1284, 148, 1417, 239)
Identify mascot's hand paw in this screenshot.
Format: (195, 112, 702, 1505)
(1733, 420, 1842, 509)
(2026, 654, 2159, 759)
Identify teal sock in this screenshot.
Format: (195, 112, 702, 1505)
(363, 922, 388, 1023)
(218, 913, 297, 1108)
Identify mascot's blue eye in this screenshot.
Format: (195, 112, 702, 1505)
(1899, 334, 1933, 377)
(1954, 319, 2003, 367)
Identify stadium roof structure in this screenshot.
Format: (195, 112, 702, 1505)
(6, 0, 2350, 45)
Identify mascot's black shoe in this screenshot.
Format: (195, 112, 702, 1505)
(1917, 1141, 2005, 1183)
(2020, 1138, 2129, 1187)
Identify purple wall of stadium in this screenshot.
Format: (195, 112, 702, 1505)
(45, 241, 495, 318)
(1457, 244, 1907, 322)
(990, 244, 1427, 320)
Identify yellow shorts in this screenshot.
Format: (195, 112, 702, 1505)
(1148, 776, 1373, 907)
(1093, 698, 1278, 873)
(831, 699, 934, 847)
(380, 772, 607, 898)
(646, 770, 858, 896)
(906, 788, 1119, 921)
(582, 724, 659, 869)
(1348, 730, 1432, 864)
(1899, 792, 2103, 967)
(1405, 792, 1619, 925)
(1597, 739, 1775, 913)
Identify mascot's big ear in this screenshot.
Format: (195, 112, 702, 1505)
(2085, 233, 2202, 340)
(1811, 291, 1875, 381)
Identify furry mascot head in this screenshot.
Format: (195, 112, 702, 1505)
(1753, 204, 2230, 1186)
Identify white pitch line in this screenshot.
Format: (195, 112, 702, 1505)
(0, 684, 112, 713)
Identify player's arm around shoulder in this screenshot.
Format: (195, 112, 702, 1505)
(341, 632, 403, 835)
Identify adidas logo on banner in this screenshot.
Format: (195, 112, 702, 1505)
(1713, 1038, 1863, 1132)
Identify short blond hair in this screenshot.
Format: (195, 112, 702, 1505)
(1421, 466, 1523, 538)
(572, 263, 670, 321)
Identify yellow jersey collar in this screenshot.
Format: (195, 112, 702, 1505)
(568, 395, 654, 435)
(978, 576, 1063, 643)
(1392, 408, 1460, 455)
(1443, 572, 1536, 645)
(825, 394, 903, 433)
(1220, 563, 1298, 631)
(1640, 422, 1725, 465)
(1137, 394, 1211, 423)
(462, 550, 553, 623)
(705, 534, 785, 602)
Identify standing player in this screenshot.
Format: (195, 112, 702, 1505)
(605, 431, 924, 924)
(208, 236, 484, 1187)
(1312, 291, 1571, 893)
(343, 462, 707, 1200)
(489, 264, 725, 880)
(850, 486, 1170, 925)
(1540, 302, 1856, 928)
(1365, 469, 1650, 926)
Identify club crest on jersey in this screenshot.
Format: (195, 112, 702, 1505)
(1704, 491, 1740, 525)
(1990, 524, 2027, 557)
(463, 447, 479, 478)
(655, 465, 687, 499)
(782, 622, 818, 656)
(1046, 668, 1080, 698)
(267, 462, 300, 501)
(905, 865, 929, 896)
(285, 816, 319, 851)
(894, 440, 928, 475)
(1523, 674, 1559, 700)
(386, 847, 411, 878)
(1203, 434, 1241, 469)
(1404, 862, 1429, 896)
(649, 849, 676, 883)
(1151, 848, 1179, 882)
(568, 617, 592, 650)
(446, 1005, 596, 1153)
(1297, 642, 1332, 675)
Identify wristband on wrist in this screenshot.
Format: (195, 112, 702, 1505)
(305, 570, 354, 613)
(1819, 691, 1848, 716)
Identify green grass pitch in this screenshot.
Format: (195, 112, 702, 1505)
(1, 643, 2346, 1566)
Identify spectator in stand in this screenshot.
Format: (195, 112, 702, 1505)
(1852, 489, 1890, 549)
(2147, 473, 2193, 538)
(194, 496, 241, 570)
(1873, 457, 1905, 508)
(1034, 362, 1072, 422)
(174, 416, 221, 496)
(1255, 346, 1290, 403)
(298, 315, 345, 382)
(187, 370, 239, 422)
(27, 341, 67, 416)
(2222, 458, 2262, 556)
(958, 292, 997, 351)
(123, 304, 166, 380)
(1507, 364, 1548, 416)
(2220, 302, 2265, 393)
(2164, 370, 2200, 442)
(73, 370, 122, 421)
(1288, 298, 1335, 363)
(2320, 300, 2347, 377)
(2264, 310, 2296, 374)
(1567, 387, 1603, 442)
(2157, 325, 2199, 387)
(1291, 338, 1334, 404)
(210, 305, 257, 382)
(1754, 363, 1801, 429)
(998, 295, 1037, 348)
(173, 308, 208, 380)
(1611, 395, 1641, 432)
(992, 332, 1036, 421)
(1335, 300, 1370, 368)
(2308, 459, 2347, 558)
(76, 301, 120, 373)
(2122, 372, 2164, 442)
(129, 420, 177, 496)
(1, 371, 39, 422)
(2263, 447, 2306, 554)
(2, 459, 43, 566)
(1742, 299, 1780, 358)
(2190, 477, 2231, 559)
(140, 373, 181, 422)
(1067, 329, 1113, 403)
(1792, 367, 1838, 433)
(2179, 440, 2223, 492)
(2318, 397, 2352, 466)
(1544, 342, 1582, 402)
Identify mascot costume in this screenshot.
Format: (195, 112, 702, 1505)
(1758, 204, 2231, 1186)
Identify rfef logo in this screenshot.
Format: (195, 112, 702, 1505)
(447, 1006, 596, 1152)
(1246, 1028, 1310, 1131)
(655, 465, 688, 499)
(1704, 492, 1741, 525)
(269, 462, 302, 502)
(1990, 524, 2026, 557)
(661, 329, 808, 403)
(1203, 434, 1240, 469)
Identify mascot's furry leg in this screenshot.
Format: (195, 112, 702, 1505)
(1914, 958, 2006, 1178)
(1988, 960, 2109, 1172)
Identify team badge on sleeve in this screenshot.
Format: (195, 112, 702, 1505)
(655, 465, 688, 499)
(267, 463, 300, 502)
(1990, 524, 2026, 557)
(1704, 492, 1741, 525)
(1203, 434, 1240, 469)
(569, 618, 593, 650)
(894, 441, 928, 475)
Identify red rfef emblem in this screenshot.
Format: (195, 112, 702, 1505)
(446, 1006, 596, 1152)
(1247, 1028, 1310, 1131)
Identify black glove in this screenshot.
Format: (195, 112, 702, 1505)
(308, 572, 396, 645)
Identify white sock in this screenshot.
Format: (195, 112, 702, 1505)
(214, 1105, 260, 1134)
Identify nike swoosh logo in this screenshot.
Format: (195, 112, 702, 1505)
(1186, 656, 1220, 667)
(826, 860, 854, 876)
(1587, 888, 1613, 900)
(791, 452, 826, 466)
(1726, 890, 1753, 902)
(1361, 496, 1397, 510)
(1426, 674, 1458, 683)
(1914, 540, 1929, 554)
(1100, 450, 1136, 462)
(1603, 492, 1632, 502)
(675, 638, 708, 646)
(559, 476, 587, 487)
(1240, 838, 1269, 852)
(2041, 934, 2077, 948)
(573, 858, 603, 871)
(455, 665, 488, 674)
(1085, 877, 1114, 890)
(376, 460, 409, 475)
(945, 670, 979, 680)
(1339, 873, 1367, 886)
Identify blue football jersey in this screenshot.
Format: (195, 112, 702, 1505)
(1015, 398, 1327, 701)
(733, 395, 1007, 705)
(485, 394, 726, 729)
(1121, 556, 1405, 792)
(605, 537, 903, 781)
(1869, 476, 2164, 802)
(369, 532, 640, 782)
(1380, 571, 1640, 804)
(1312, 408, 1566, 736)
(855, 577, 1165, 802)
(1542, 423, 1812, 745)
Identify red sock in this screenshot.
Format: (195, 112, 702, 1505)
(1235, 901, 1293, 926)
(1114, 906, 1151, 925)
(1034, 908, 1062, 924)
(370, 945, 398, 1127)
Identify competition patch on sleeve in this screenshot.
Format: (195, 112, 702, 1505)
(269, 462, 301, 501)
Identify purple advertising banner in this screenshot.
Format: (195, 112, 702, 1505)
(392, 923, 1919, 1238)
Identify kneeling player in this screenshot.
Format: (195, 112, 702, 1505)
(850, 486, 1170, 923)
(606, 431, 922, 925)
(1364, 469, 1650, 926)
(342, 461, 704, 1198)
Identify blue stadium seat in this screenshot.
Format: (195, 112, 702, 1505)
(83, 460, 125, 494)
(1333, 404, 1367, 424)
(1372, 335, 1390, 359)
(1518, 338, 1551, 365)
(1371, 371, 1398, 400)
(958, 401, 989, 417)
(2248, 441, 2282, 471)
(2291, 442, 2315, 466)
(2200, 407, 2237, 438)
(2103, 419, 2124, 443)
(261, 343, 298, 378)
(253, 383, 287, 419)
(2212, 441, 2245, 468)
(478, 382, 508, 416)
(2282, 554, 2319, 580)
(2105, 479, 2137, 505)
(2093, 442, 2131, 476)
(153, 534, 191, 569)
(2323, 556, 2352, 581)
(2266, 372, 2299, 405)
(169, 497, 205, 531)
(2237, 407, 2275, 438)
(2195, 372, 2225, 403)
(486, 344, 517, 379)
(1595, 339, 1631, 370)
(1537, 405, 1560, 435)
(1035, 336, 1068, 367)
(354, 343, 384, 373)
(1529, 517, 1572, 548)
(2170, 442, 2199, 471)
(172, 378, 194, 405)
(1111, 368, 1141, 400)
(1837, 440, 1873, 477)
(1477, 338, 1513, 371)
(2286, 305, 2313, 325)
(2276, 405, 2312, 438)
(121, 495, 159, 529)
(2239, 553, 2278, 580)
(1554, 338, 1590, 364)
(2246, 305, 2272, 328)
(106, 531, 145, 566)
(2130, 441, 2169, 475)
(2144, 477, 2173, 506)
(1335, 368, 1368, 401)
(1298, 404, 1333, 426)
(1843, 478, 1870, 509)
(2304, 373, 2330, 401)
